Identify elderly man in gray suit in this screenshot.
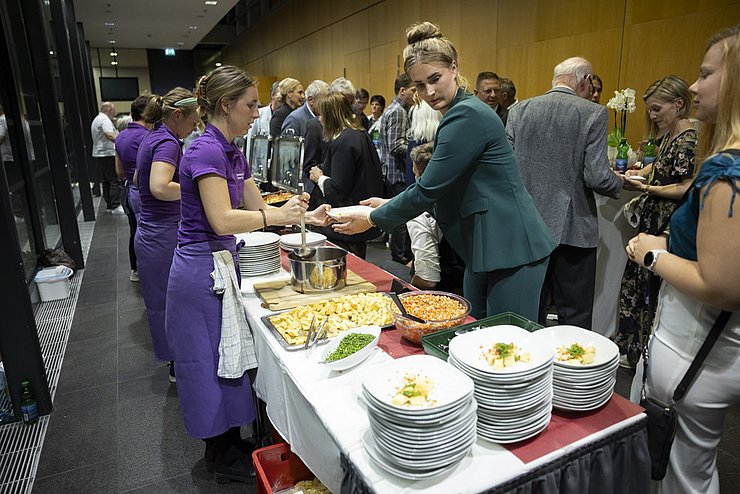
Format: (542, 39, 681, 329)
(281, 80, 329, 193)
(507, 56, 623, 329)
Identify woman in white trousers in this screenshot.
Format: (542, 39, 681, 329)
(627, 24, 740, 494)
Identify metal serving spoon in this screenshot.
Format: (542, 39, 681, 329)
(294, 183, 315, 260)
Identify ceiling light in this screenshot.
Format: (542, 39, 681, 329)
(215, 62, 222, 67)
(108, 40, 116, 44)
(49, 50, 54, 55)
(109, 51, 118, 56)
(111, 60, 118, 66)
(176, 42, 184, 46)
(205, 1, 218, 5)
(104, 22, 115, 26)
(188, 25, 198, 30)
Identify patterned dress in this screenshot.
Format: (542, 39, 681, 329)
(614, 128, 697, 366)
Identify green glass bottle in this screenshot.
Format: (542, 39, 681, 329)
(615, 138, 629, 173)
(21, 380, 38, 425)
(643, 137, 656, 166)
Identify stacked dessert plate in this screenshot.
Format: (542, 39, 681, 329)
(235, 231, 281, 277)
(279, 232, 326, 251)
(360, 355, 477, 480)
(448, 325, 554, 443)
(533, 325, 619, 411)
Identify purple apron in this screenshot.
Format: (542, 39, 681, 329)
(127, 185, 141, 221)
(165, 124, 254, 439)
(165, 239, 255, 438)
(134, 217, 177, 361)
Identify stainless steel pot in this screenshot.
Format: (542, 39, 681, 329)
(288, 246, 347, 293)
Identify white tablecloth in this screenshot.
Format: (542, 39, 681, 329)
(241, 271, 645, 494)
(593, 191, 640, 337)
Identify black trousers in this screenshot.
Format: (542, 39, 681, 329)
(538, 244, 597, 329)
(123, 185, 137, 271)
(389, 181, 412, 264)
(94, 156, 122, 209)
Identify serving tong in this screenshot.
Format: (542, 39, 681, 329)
(304, 316, 329, 353)
(388, 292, 427, 324)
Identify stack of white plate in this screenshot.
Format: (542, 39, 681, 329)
(448, 325, 554, 443)
(534, 325, 619, 411)
(360, 355, 477, 480)
(279, 232, 326, 251)
(234, 231, 281, 277)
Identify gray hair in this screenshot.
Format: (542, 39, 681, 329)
(552, 57, 591, 88)
(306, 80, 330, 100)
(500, 78, 516, 99)
(329, 77, 355, 99)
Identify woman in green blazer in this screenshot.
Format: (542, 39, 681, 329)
(334, 21, 555, 320)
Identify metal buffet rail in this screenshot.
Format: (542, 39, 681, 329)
(241, 252, 650, 494)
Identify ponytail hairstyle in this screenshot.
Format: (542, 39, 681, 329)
(195, 65, 256, 120)
(275, 77, 301, 106)
(142, 87, 197, 125)
(403, 22, 468, 91)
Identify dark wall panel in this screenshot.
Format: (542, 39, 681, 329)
(146, 49, 196, 95)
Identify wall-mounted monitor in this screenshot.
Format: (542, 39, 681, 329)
(99, 77, 139, 101)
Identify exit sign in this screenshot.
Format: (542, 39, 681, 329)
(164, 48, 175, 56)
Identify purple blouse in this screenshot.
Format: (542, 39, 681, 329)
(136, 123, 182, 221)
(178, 124, 250, 247)
(115, 122, 149, 183)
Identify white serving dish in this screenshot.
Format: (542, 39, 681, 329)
(322, 325, 381, 371)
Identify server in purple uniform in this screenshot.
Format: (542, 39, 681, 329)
(166, 66, 329, 483)
(115, 95, 152, 282)
(135, 88, 200, 381)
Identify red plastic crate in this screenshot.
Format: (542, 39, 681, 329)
(252, 442, 314, 494)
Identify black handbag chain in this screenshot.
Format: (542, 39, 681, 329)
(641, 310, 731, 406)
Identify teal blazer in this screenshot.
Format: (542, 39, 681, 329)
(371, 90, 555, 273)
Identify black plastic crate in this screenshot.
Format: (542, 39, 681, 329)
(421, 311, 543, 360)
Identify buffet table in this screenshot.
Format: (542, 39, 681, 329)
(242, 253, 650, 494)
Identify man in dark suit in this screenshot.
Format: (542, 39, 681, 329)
(474, 71, 507, 124)
(507, 57, 623, 329)
(281, 80, 329, 193)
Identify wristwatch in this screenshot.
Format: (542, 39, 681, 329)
(643, 249, 669, 271)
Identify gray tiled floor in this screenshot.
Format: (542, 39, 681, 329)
(33, 209, 740, 493)
(33, 205, 253, 493)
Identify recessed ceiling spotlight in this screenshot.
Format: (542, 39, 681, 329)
(205, 1, 218, 5)
(215, 62, 222, 67)
(188, 25, 198, 30)
(109, 51, 118, 56)
(176, 42, 185, 46)
(111, 60, 118, 66)
(49, 50, 54, 55)
(108, 40, 116, 44)
(104, 22, 115, 26)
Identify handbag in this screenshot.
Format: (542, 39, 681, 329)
(639, 310, 731, 480)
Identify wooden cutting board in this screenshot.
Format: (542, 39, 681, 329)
(254, 270, 377, 310)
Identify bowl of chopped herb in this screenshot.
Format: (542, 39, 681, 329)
(322, 326, 381, 371)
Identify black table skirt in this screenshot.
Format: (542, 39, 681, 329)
(340, 416, 650, 494)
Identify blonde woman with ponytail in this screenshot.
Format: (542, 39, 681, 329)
(134, 87, 200, 381)
(165, 66, 328, 483)
(333, 22, 555, 320)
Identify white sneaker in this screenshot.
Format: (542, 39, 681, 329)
(111, 205, 125, 215)
(129, 270, 139, 282)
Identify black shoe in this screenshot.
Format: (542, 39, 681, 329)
(213, 444, 255, 483)
(168, 361, 176, 383)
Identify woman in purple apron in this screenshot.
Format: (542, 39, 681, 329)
(115, 94, 151, 282)
(135, 88, 200, 381)
(166, 65, 328, 483)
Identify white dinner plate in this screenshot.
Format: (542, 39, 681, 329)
(533, 325, 619, 369)
(327, 205, 374, 220)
